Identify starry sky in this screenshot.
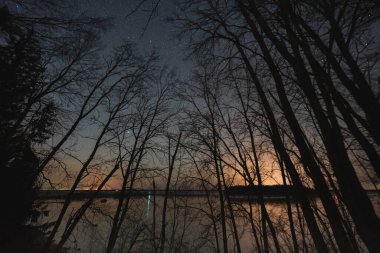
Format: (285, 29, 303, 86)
(77, 0, 190, 73)
(4, 0, 187, 66)
(3, 0, 378, 190)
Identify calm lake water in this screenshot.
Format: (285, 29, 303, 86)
(35, 193, 380, 253)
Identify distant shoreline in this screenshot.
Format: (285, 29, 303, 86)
(36, 186, 379, 200)
(36, 189, 217, 199)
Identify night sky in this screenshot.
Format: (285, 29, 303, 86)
(3, 0, 190, 70)
(3, 0, 379, 190)
(78, 0, 190, 73)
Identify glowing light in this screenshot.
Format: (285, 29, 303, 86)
(147, 191, 151, 216)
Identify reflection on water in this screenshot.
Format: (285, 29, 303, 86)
(34, 193, 380, 253)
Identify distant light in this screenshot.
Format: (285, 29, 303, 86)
(147, 191, 151, 215)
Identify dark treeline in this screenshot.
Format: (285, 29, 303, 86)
(0, 0, 379, 252)
(226, 185, 316, 197)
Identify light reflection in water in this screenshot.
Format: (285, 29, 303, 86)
(33, 194, 380, 253)
(147, 191, 151, 216)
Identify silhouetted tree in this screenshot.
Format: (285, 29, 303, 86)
(0, 6, 56, 251)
